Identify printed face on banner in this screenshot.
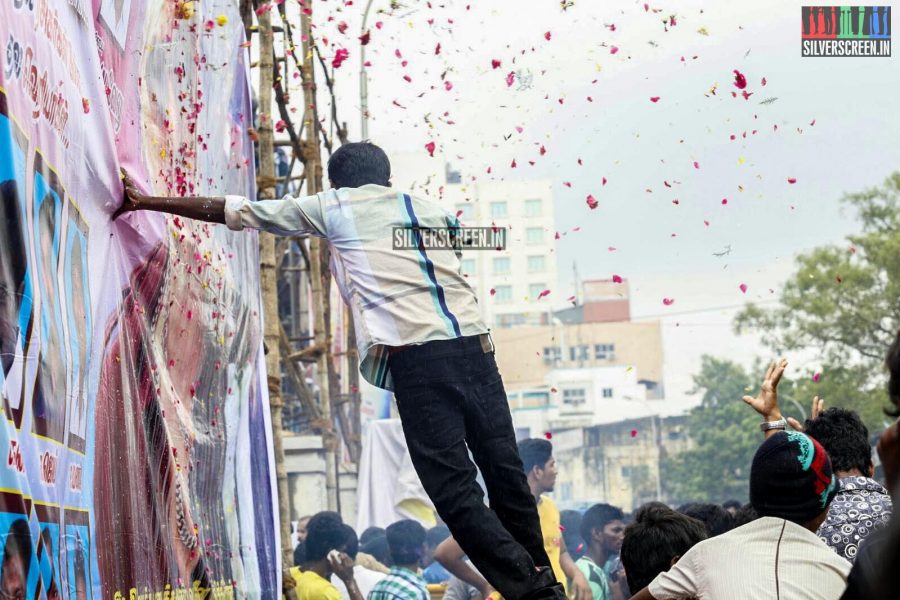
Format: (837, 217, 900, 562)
(0, 93, 32, 426)
(31, 155, 68, 444)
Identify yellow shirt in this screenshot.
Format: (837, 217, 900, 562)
(290, 568, 342, 600)
(537, 495, 567, 593)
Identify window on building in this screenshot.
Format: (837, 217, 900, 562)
(455, 203, 473, 220)
(542, 346, 561, 365)
(491, 201, 508, 218)
(461, 258, 476, 275)
(524, 198, 542, 217)
(560, 482, 573, 502)
(562, 388, 586, 406)
(594, 343, 616, 360)
(527, 255, 545, 273)
(526, 227, 544, 245)
(496, 313, 527, 328)
(493, 257, 511, 275)
(568, 344, 589, 361)
(602, 388, 614, 398)
(529, 283, 547, 299)
(493, 285, 512, 303)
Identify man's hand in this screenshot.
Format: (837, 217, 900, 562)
(877, 420, 900, 501)
(570, 570, 592, 600)
(787, 396, 824, 432)
(113, 170, 145, 220)
(328, 551, 356, 583)
(742, 358, 788, 421)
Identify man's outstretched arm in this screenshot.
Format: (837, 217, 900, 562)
(115, 171, 327, 237)
(115, 173, 228, 224)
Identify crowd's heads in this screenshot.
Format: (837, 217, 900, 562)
(424, 525, 450, 565)
(676, 503, 734, 538)
(620, 503, 707, 593)
(327, 142, 391, 189)
(518, 438, 557, 492)
(887, 329, 900, 416)
(305, 511, 347, 562)
(722, 500, 742, 516)
(342, 524, 360, 560)
(750, 431, 838, 527)
(804, 408, 874, 476)
(296, 515, 312, 542)
(732, 503, 761, 528)
(293, 541, 306, 567)
(360, 526, 386, 546)
(560, 510, 585, 560)
(385, 520, 427, 567)
(580, 503, 626, 555)
(360, 532, 391, 566)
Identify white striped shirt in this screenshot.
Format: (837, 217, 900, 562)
(648, 517, 850, 599)
(224, 185, 488, 390)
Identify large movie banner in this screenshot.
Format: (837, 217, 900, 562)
(0, 1, 279, 597)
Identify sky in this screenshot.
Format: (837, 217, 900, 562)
(278, 0, 900, 404)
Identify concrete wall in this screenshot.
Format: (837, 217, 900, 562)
(284, 434, 358, 525)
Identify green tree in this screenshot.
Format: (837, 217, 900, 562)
(735, 172, 900, 432)
(664, 356, 760, 504)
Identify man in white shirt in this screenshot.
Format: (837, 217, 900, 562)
(631, 429, 849, 599)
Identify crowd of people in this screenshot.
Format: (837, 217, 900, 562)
(284, 329, 900, 599)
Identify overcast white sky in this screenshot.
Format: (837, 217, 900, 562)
(282, 0, 900, 402)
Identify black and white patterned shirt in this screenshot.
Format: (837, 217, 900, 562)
(817, 476, 892, 562)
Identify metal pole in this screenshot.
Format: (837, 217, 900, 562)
(360, 0, 375, 139)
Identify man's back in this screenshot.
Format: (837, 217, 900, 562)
(366, 566, 430, 600)
(649, 517, 850, 599)
(226, 184, 487, 390)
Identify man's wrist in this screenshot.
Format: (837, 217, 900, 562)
(762, 411, 783, 422)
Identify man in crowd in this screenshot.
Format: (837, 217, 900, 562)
(367, 520, 430, 600)
(632, 361, 849, 599)
(620, 503, 707, 593)
(842, 330, 900, 599)
(742, 359, 893, 562)
(422, 525, 452, 584)
(332, 525, 387, 600)
(575, 504, 626, 600)
(118, 142, 564, 600)
(292, 512, 363, 600)
(805, 407, 892, 561)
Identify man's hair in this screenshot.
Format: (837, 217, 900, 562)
(887, 330, 900, 417)
(385, 520, 426, 566)
(360, 534, 390, 566)
(804, 407, 873, 475)
(327, 142, 391, 188)
(733, 503, 760, 528)
(0, 181, 27, 290)
(293, 540, 306, 566)
(305, 511, 346, 562)
(342, 524, 359, 560)
(518, 438, 553, 474)
(675, 503, 734, 537)
(722, 500, 742, 511)
(3, 519, 32, 576)
(560, 510, 585, 558)
(579, 503, 625, 545)
(425, 525, 450, 548)
(621, 504, 707, 592)
(360, 526, 385, 546)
